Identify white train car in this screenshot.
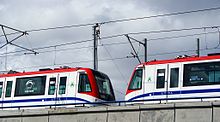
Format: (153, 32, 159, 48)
(125, 54, 220, 103)
(0, 67, 115, 109)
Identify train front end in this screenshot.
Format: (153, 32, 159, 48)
(77, 69, 115, 105)
(125, 65, 144, 102)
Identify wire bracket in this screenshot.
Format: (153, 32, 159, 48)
(0, 24, 38, 54)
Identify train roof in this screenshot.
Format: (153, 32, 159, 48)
(0, 67, 92, 78)
(142, 54, 220, 66)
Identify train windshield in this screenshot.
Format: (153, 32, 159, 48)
(128, 69, 143, 90)
(93, 71, 115, 101)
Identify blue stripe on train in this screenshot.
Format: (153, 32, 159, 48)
(0, 97, 91, 104)
(128, 88, 220, 101)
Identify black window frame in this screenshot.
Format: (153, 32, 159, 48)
(0, 82, 3, 98)
(14, 76, 46, 97)
(156, 69, 166, 89)
(78, 73, 92, 93)
(183, 61, 220, 87)
(48, 77, 56, 95)
(5, 81, 13, 98)
(170, 68, 179, 88)
(58, 76, 67, 95)
(128, 69, 143, 90)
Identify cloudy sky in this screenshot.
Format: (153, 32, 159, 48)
(1, 0, 220, 100)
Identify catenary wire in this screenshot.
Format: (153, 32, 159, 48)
(4, 46, 220, 72)
(100, 6, 220, 24)
(1, 6, 220, 37)
(100, 25, 220, 40)
(101, 44, 128, 85)
(0, 28, 218, 57)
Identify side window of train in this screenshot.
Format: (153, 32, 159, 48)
(128, 69, 143, 90)
(156, 69, 165, 89)
(15, 76, 46, 97)
(78, 73, 92, 92)
(58, 77, 67, 95)
(0, 82, 2, 98)
(5, 81, 13, 97)
(170, 68, 179, 88)
(184, 62, 220, 86)
(48, 77, 56, 95)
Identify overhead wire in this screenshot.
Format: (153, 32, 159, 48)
(0, 6, 220, 71)
(7, 45, 220, 72)
(4, 45, 219, 69)
(0, 29, 219, 69)
(101, 44, 128, 85)
(0, 25, 219, 57)
(1, 6, 219, 71)
(0, 30, 219, 58)
(1, 6, 220, 38)
(0, 42, 130, 57)
(27, 23, 95, 33)
(1, 6, 220, 95)
(148, 31, 218, 41)
(11, 56, 130, 71)
(28, 6, 220, 32)
(100, 25, 220, 40)
(100, 6, 220, 24)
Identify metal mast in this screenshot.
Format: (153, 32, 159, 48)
(93, 23, 100, 70)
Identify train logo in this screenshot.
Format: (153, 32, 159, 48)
(25, 80, 36, 93)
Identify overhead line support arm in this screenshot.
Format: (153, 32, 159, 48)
(125, 34, 141, 64)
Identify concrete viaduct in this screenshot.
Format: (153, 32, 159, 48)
(0, 101, 220, 122)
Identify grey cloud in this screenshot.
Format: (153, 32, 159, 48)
(136, 0, 220, 12)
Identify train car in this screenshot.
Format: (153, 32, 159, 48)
(125, 54, 220, 103)
(0, 67, 115, 109)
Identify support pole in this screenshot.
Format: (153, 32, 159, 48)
(144, 38, 147, 62)
(197, 38, 200, 57)
(93, 23, 99, 70)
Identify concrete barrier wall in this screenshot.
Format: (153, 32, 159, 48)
(0, 101, 220, 122)
(140, 104, 174, 122)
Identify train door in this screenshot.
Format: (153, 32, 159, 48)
(167, 63, 181, 101)
(154, 64, 168, 102)
(144, 65, 155, 102)
(47, 74, 58, 106)
(66, 71, 77, 105)
(2, 77, 14, 108)
(76, 71, 92, 105)
(55, 73, 68, 105)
